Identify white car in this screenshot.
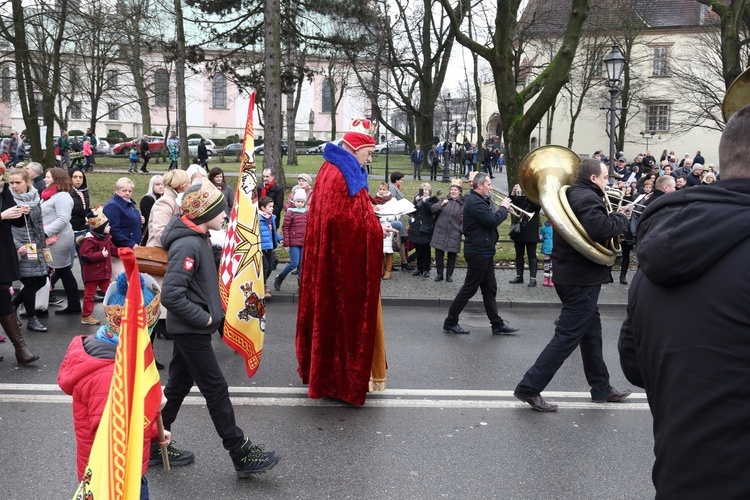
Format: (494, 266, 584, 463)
(374, 139, 407, 154)
(187, 138, 216, 156)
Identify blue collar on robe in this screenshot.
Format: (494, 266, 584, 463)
(323, 142, 369, 197)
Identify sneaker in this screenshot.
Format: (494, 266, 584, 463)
(49, 293, 64, 306)
(232, 439, 281, 477)
(149, 442, 195, 467)
(94, 291, 105, 303)
(81, 316, 101, 325)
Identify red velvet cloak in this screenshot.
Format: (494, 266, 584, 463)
(295, 157, 383, 406)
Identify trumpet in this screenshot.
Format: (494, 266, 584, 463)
(489, 189, 537, 220)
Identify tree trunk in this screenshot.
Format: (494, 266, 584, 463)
(264, 0, 285, 187)
(174, 0, 189, 167)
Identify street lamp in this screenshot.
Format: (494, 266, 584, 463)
(603, 41, 626, 184)
(442, 93, 453, 183)
(640, 130, 655, 150)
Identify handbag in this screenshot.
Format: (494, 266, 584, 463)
(134, 245, 168, 276)
(509, 222, 522, 238)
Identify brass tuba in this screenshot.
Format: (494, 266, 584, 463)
(722, 67, 750, 122)
(518, 145, 619, 266)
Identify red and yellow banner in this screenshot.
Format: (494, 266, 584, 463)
(73, 249, 163, 499)
(219, 91, 266, 378)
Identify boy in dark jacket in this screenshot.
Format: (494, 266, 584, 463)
(78, 209, 118, 325)
(159, 179, 281, 477)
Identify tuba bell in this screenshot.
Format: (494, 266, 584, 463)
(722, 66, 750, 122)
(518, 145, 619, 266)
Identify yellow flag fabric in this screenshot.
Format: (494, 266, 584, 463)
(73, 249, 163, 499)
(219, 91, 266, 378)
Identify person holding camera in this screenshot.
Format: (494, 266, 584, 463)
(508, 184, 541, 287)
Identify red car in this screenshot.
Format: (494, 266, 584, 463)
(111, 136, 165, 154)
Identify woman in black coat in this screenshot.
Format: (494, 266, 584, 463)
(508, 185, 542, 287)
(409, 183, 438, 278)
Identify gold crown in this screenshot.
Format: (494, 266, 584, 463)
(87, 206, 108, 229)
(450, 178, 463, 187)
(181, 178, 224, 220)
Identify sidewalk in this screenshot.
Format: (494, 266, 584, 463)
(33, 260, 629, 312)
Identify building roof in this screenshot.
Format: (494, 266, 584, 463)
(519, 0, 721, 34)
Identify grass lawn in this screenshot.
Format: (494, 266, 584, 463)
(77, 154, 531, 267)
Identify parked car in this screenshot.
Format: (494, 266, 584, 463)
(111, 136, 165, 154)
(306, 138, 343, 154)
(221, 142, 244, 156)
(96, 140, 112, 155)
(187, 138, 217, 157)
(374, 139, 408, 154)
(253, 140, 288, 156)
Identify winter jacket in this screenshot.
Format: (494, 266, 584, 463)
(550, 179, 627, 286)
(82, 141, 92, 157)
(257, 182, 284, 226)
(461, 190, 508, 256)
(103, 194, 142, 248)
(41, 190, 75, 269)
(509, 195, 541, 244)
(0, 184, 25, 283)
(430, 195, 465, 254)
(147, 187, 179, 248)
(161, 215, 224, 335)
(539, 221, 554, 255)
(139, 194, 159, 245)
(78, 233, 119, 282)
(619, 179, 750, 499)
(408, 195, 438, 245)
(219, 183, 235, 216)
(11, 187, 48, 278)
(410, 149, 424, 165)
(282, 207, 308, 247)
(58, 335, 155, 481)
(260, 213, 280, 250)
(70, 170, 90, 232)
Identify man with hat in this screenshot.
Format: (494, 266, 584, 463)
(296, 118, 387, 406)
(159, 179, 281, 476)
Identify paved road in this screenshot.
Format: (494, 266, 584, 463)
(0, 303, 654, 499)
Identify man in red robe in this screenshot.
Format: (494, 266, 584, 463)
(296, 119, 386, 406)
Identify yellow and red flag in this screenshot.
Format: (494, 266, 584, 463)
(219, 91, 266, 378)
(73, 248, 163, 499)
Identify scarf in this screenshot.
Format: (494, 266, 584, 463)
(260, 180, 276, 198)
(11, 185, 41, 208)
(41, 187, 58, 201)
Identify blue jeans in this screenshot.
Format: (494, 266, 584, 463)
(515, 284, 613, 400)
(279, 246, 302, 278)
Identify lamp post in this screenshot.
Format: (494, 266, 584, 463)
(603, 41, 626, 185)
(640, 130, 655, 150)
(441, 93, 453, 183)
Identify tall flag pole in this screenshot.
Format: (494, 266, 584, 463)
(73, 248, 163, 499)
(219, 91, 266, 378)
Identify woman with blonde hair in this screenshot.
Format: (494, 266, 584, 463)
(146, 169, 190, 248)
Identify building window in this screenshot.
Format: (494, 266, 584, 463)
(154, 69, 169, 108)
(652, 47, 669, 77)
(106, 69, 118, 86)
(1, 67, 10, 102)
(71, 101, 82, 119)
(108, 102, 118, 120)
(321, 78, 332, 113)
(212, 73, 227, 109)
(647, 104, 671, 132)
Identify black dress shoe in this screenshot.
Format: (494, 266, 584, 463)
(423, 271, 430, 278)
(434, 274, 444, 282)
(514, 392, 558, 412)
(446, 275, 453, 282)
(509, 276, 524, 284)
(401, 263, 415, 271)
(56, 307, 83, 315)
(412, 269, 423, 276)
(528, 278, 537, 287)
(443, 324, 470, 334)
(593, 388, 632, 403)
(492, 324, 519, 335)
(619, 276, 628, 285)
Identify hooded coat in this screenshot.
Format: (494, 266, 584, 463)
(619, 179, 750, 499)
(69, 169, 90, 232)
(430, 194, 465, 254)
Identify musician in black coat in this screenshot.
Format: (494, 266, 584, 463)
(619, 104, 750, 499)
(514, 159, 632, 412)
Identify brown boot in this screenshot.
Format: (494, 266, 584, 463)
(383, 254, 393, 280)
(0, 314, 40, 365)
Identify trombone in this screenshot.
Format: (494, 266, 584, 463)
(489, 189, 537, 220)
(604, 188, 647, 216)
